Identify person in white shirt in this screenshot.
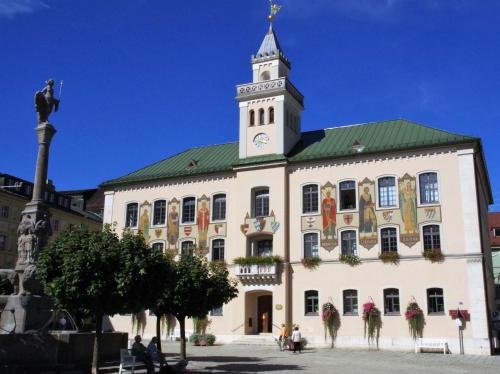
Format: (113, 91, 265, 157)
(291, 326, 302, 353)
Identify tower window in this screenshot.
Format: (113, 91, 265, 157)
(249, 110, 255, 126)
(259, 109, 265, 125)
(269, 107, 275, 124)
(253, 188, 269, 217)
(260, 71, 271, 81)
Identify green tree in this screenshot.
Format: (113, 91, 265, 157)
(37, 227, 171, 374)
(160, 256, 238, 361)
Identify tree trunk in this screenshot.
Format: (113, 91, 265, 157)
(92, 312, 103, 374)
(179, 316, 186, 361)
(156, 314, 162, 353)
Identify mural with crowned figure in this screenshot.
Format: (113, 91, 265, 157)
(139, 201, 151, 241)
(321, 182, 337, 251)
(398, 174, 419, 247)
(358, 178, 378, 249)
(196, 195, 210, 255)
(167, 198, 180, 255)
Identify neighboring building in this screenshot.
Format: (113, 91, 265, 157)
(101, 25, 495, 354)
(0, 173, 103, 268)
(489, 212, 500, 310)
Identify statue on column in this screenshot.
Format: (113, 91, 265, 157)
(35, 79, 61, 124)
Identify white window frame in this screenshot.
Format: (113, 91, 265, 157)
(376, 175, 399, 210)
(419, 222, 443, 252)
(304, 289, 320, 316)
(150, 240, 166, 253)
(342, 288, 360, 316)
(301, 230, 320, 258)
(179, 238, 196, 256)
(337, 179, 358, 213)
(338, 227, 359, 256)
(210, 236, 226, 262)
(493, 228, 500, 237)
(210, 306, 223, 317)
(252, 187, 270, 218)
(124, 201, 139, 229)
(210, 192, 228, 223)
(382, 287, 401, 316)
(301, 183, 320, 216)
(152, 198, 168, 227)
(180, 196, 197, 225)
(425, 287, 446, 315)
(378, 224, 400, 253)
(416, 171, 441, 207)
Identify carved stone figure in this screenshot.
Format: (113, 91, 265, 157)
(34, 79, 60, 124)
(22, 265, 43, 296)
(16, 215, 35, 268)
(32, 213, 52, 263)
(0, 269, 19, 295)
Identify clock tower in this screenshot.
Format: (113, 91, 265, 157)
(236, 23, 304, 159)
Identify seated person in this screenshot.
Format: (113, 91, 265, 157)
(147, 336, 166, 366)
(131, 335, 155, 374)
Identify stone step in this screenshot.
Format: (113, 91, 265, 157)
(231, 334, 278, 346)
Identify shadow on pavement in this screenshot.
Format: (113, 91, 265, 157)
(189, 363, 304, 373)
(187, 356, 263, 363)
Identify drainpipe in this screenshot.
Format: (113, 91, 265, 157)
(284, 165, 292, 330)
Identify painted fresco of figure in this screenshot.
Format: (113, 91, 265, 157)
(139, 208, 150, 240)
(359, 186, 377, 233)
(322, 190, 336, 239)
(197, 200, 210, 248)
(400, 180, 417, 234)
(167, 205, 179, 247)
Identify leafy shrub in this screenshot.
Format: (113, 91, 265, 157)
(339, 254, 361, 266)
(189, 333, 216, 346)
(422, 249, 444, 263)
(233, 256, 283, 266)
(301, 256, 322, 269)
(378, 251, 400, 264)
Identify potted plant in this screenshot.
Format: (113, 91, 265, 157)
(378, 251, 400, 264)
(233, 255, 283, 266)
(301, 256, 322, 269)
(362, 300, 381, 348)
(405, 301, 424, 339)
(322, 301, 341, 348)
(422, 248, 444, 263)
(339, 254, 361, 266)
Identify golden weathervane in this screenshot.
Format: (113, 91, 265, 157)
(268, 0, 282, 23)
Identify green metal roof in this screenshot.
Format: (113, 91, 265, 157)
(101, 119, 477, 187)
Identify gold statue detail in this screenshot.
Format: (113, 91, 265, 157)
(268, 0, 282, 23)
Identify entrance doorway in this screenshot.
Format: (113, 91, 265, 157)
(257, 295, 273, 333)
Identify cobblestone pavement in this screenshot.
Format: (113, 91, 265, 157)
(159, 342, 500, 374)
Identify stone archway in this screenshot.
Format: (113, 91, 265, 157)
(245, 290, 273, 335)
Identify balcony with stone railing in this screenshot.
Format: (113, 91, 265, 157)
(233, 256, 282, 284)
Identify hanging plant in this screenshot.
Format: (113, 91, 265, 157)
(378, 251, 400, 264)
(301, 256, 322, 269)
(131, 309, 147, 336)
(422, 249, 444, 263)
(339, 254, 361, 266)
(161, 313, 177, 338)
(322, 302, 341, 348)
(405, 302, 425, 340)
(362, 301, 381, 347)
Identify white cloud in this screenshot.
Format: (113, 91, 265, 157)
(0, 0, 49, 19)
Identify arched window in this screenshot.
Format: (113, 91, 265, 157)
(260, 71, 271, 81)
(423, 225, 441, 251)
(212, 239, 225, 261)
(381, 227, 398, 252)
(153, 200, 166, 226)
(259, 108, 265, 125)
(125, 203, 138, 227)
(383, 288, 400, 314)
(343, 289, 358, 315)
(249, 110, 255, 126)
(269, 107, 275, 124)
(427, 288, 444, 314)
(305, 290, 319, 315)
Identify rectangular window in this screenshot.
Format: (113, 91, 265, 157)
(302, 185, 319, 214)
(427, 288, 444, 314)
(212, 239, 225, 261)
(182, 197, 196, 223)
(254, 189, 269, 217)
(0, 206, 9, 218)
(54, 220, 60, 232)
(419, 173, 439, 204)
(125, 203, 138, 227)
(152, 242, 164, 252)
(212, 194, 227, 221)
(210, 306, 223, 316)
(343, 290, 358, 315)
(493, 228, 500, 237)
(384, 289, 400, 314)
(423, 225, 441, 251)
(153, 200, 167, 226)
(339, 181, 356, 210)
(305, 290, 319, 315)
(181, 241, 194, 257)
(341, 230, 357, 256)
(381, 227, 398, 252)
(256, 239, 272, 257)
(0, 234, 6, 250)
(378, 177, 397, 208)
(303, 233, 319, 258)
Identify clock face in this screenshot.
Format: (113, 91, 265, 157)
(253, 133, 269, 149)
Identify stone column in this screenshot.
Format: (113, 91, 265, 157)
(31, 123, 56, 204)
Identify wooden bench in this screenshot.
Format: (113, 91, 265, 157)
(415, 338, 448, 354)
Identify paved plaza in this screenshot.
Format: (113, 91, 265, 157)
(157, 342, 500, 374)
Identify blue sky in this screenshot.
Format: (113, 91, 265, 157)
(1, 0, 499, 209)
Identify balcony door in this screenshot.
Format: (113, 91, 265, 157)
(253, 238, 273, 257)
(257, 295, 273, 333)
